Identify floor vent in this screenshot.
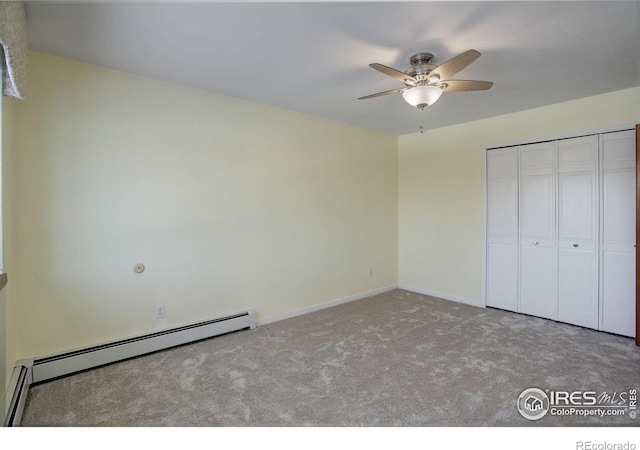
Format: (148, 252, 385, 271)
(31, 310, 256, 384)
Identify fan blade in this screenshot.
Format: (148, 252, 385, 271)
(429, 49, 481, 81)
(370, 63, 416, 84)
(358, 88, 407, 100)
(441, 80, 493, 92)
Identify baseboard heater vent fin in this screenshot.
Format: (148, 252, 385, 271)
(32, 310, 256, 384)
(3, 360, 33, 427)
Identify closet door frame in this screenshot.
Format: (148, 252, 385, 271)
(636, 124, 640, 346)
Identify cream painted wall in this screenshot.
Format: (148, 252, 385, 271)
(10, 51, 398, 359)
(9, 50, 639, 363)
(398, 86, 640, 305)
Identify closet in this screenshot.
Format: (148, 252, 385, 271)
(485, 129, 636, 338)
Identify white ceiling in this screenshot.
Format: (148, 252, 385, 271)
(25, 1, 640, 136)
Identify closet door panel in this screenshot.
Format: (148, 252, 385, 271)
(521, 175, 554, 238)
(602, 252, 635, 336)
(519, 141, 556, 320)
(603, 169, 634, 242)
(487, 243, 518, 311)
(558, 247, 598, 328)
(557, 136, 598, 329)
(557, 136, 598, 173)
(487, 177, 517, 241)
(558, 172, 597, 243)
(520, 143, 553, 172)
(600, 130, 636, 337)
(520, 243, 554, 319)
(486, 148, 518, 311)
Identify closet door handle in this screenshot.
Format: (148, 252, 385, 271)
(533, 241, 539, 245)
(573, 243, 579, 248)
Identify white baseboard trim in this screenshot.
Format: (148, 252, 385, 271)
(257, 285, 398, 326)
(398, 285, 484, 308)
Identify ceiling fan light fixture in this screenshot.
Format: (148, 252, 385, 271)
(404, 78, 417, 87)
(402, 85, 443, 109)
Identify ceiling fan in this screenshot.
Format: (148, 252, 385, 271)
(359, 49, 493, 110)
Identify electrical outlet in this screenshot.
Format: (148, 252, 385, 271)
(156, 304, 165, 319)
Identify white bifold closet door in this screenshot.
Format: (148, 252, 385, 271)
(486, 148, 518, 312)
(486, 129, 636, 337)
(600, 130, 636, 337)
(556, 135, 599, 329)
(519, 142, 556, 320)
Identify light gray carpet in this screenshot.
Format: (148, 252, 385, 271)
(21, 289, 640, 426)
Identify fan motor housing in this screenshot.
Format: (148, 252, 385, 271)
(405, 52, 438, 81)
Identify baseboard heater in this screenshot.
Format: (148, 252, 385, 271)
(3, 361, 33, 427)
(31, 310, 256, 384)
(3, 310, 255, 426)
